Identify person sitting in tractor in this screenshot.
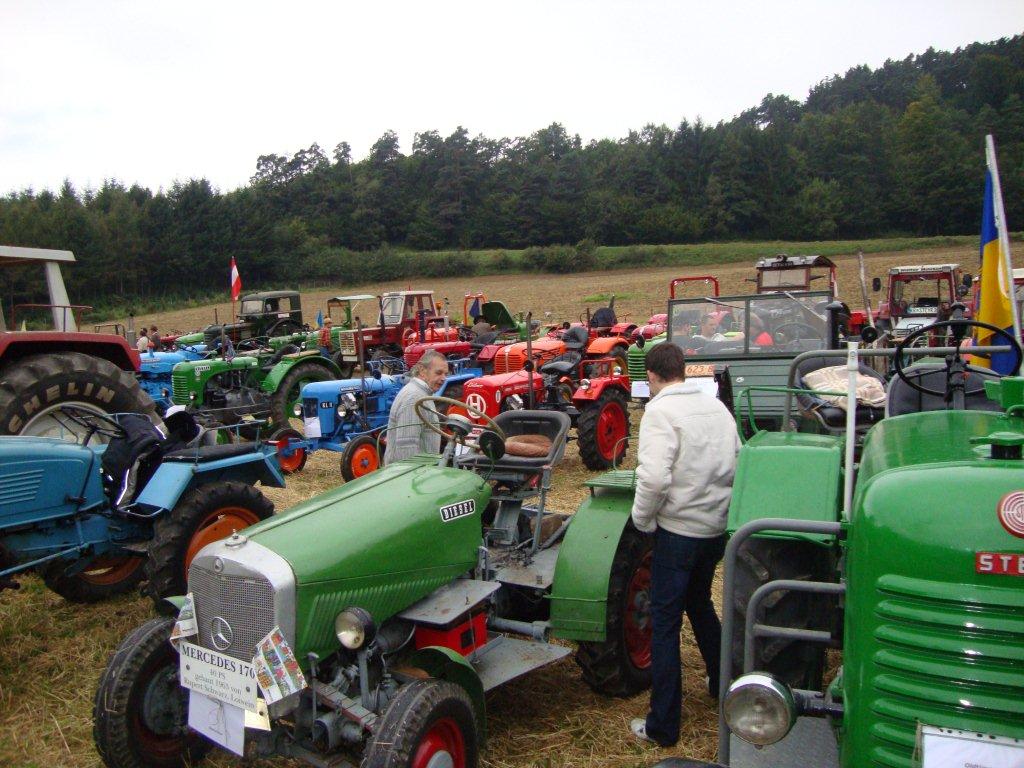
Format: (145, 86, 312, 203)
(471, 315, 493, 338)
(136, 328, 150, 353)
(693, 313, 726, 342)
(628, 341, 740, 748)
(318, 317, 333, 358)
(383, 349, 449, 466)
(149, 325, 162, 351)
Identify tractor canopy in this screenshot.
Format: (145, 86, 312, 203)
(754, 253, 836, 294)
(481, 301, 519, 331)
(327, 294, 376, 328)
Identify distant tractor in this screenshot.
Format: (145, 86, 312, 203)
(204, 290, 307, 346)
(0, 245, 156, 437)
(750, 253, 837, 295)
(872, 262, 974, 340)
(268, 294, 377, 375)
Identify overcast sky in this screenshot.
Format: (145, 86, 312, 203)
(1, 1, 1022, 196)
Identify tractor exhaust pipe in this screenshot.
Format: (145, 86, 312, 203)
(525, 312, 535, 409)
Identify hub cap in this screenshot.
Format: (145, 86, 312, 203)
(624, 550, 653, 669)
(595, 400, 627, 460)
(413, 718, 466, 768)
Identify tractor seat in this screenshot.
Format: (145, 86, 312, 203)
(886, 364, 1003, 417)
(471, 331, 498, 348)
(562, 326, 589, 351)
(540, 355, 581, 377)
(163, 443, 261, 462)
(458, 411, 571, 470)
(589, 306, 617, 328)
(795, 358, 886, 430)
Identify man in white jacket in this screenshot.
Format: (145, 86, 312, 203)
(630, 342, 740, 747)
(383, 350, 448, 465)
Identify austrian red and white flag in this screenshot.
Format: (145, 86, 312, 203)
(230, 257, 242, 301)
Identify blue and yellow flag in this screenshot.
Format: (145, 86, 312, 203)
(975, 168, 1017, 374)
(316, 309, 324, 328)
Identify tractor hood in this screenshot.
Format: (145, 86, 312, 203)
(188, 459, 491, 663)
(0, 438, 103, 528)
(302, 375, 408, 400)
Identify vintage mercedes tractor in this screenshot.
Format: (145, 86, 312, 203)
(272, 358, 482, 480)
(661, 316, 1024, 768)
(94, 400, 655, 768)
(170, 347, 343, 432)
(0, 405, 282, 604)
(203, 290, 307, 346)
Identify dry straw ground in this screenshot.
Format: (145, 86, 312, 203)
(0, 244, 988, 768)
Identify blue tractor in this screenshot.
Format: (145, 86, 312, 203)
(271, 358, 481, 480)
(136, 344, 211, 412)
(0, 405, 284, 606)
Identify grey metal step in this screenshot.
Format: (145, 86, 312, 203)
(470, 633, 570, 692)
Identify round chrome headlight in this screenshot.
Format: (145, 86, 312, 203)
(293, 403, 302, 417)
(580, 378, 591, 390)
(335, 607, 375, 650)
(336, 405, 348, 418)
(723, 673, 797, 746)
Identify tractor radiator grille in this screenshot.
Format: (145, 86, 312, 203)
(171, 371, 190, 404)
(338, 331, 357, 355)
(494, 348, 525, 374)
(866, 574, 1024, 766)
(627, 351, 648, 381)
(189, 563, 276, 662)
(0, 469, 43, 506)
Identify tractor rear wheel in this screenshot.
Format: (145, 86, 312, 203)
(41, 553, 147, 603)
(730, 537, 833, 690)
(0, 351, 157, 437)
(269, 426, 307, 474)
(270, 361, 333, 428)
(341, 434, 382, 481)
(361, 679, 478, 768)
(575, 525, 653, 697)
(577, 388, 630, 470)
(144, 481, 274, 608)
(93, 616, 209, 768)
(332, 352, 356, 378)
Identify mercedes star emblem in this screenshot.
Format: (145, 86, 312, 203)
(210, 616, 234, 651)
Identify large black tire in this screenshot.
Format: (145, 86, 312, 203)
(577, 388, 630, 471)
(341, 433, 383, 482)
(144, 481, 274, 608)
(93, 616, 210, 768)
(41, 553, 147, 603)
(575, 525, 653, 697)
(361, 679, 479, 768)
(730, 537, 833, 690)
(332, 351, 356, 378)
(0, 351, 157, 437)
(269, 360, 333, 427)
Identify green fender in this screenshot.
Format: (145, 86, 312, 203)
(406, 646, 487, 744)
(549, 477, 635, 642)
(261, 352, 340, 393)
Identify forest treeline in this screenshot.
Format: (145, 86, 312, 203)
(2, 35, 1023, 310)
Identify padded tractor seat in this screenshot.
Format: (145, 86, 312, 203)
(589, 306, 617, 328)
(886, 363, 1003, 417)
(561, 325, 589, 351)
(795, 357, 886, 432)
(457, 410, 571, 471)
(163, 442, 261, 462)
(540, 352, 582, 376)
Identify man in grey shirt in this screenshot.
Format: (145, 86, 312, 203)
(383, 349, 449, 465)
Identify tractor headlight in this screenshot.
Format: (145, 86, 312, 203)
(189, 392, 197, 401)
(723, 674, 797, 746)
(293, 404, 302, 417)
(335, 607, 376, 650)
(161, 388, 170, 398)
(580, 378, 591, 391)
(342, 393, 358, 410)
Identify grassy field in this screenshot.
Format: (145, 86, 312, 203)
(2, 240, 1013, 768)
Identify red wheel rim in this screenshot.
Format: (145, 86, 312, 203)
(595, 400, 627, 460)
(349, 444, 379, 478)
(184, 506, 262, 573)
(276, 442, 305, 474)
(78, 554, 146, 586)
(412, 717, 467, 768)
(624, 550, 653, 669)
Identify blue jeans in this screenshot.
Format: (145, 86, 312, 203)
(644, 528, 726, 746)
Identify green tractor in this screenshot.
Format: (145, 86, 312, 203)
(267, 294, 378, 366)
(170, 347, 341, 433)
(94, 400, 654, 768)
(661, 316, 1024, 767)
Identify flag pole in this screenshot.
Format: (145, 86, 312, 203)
(986, 134, 1021, 343)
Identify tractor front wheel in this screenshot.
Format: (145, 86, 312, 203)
(361, 679, 478, 768)
(144, 481, 274, 608)
(577, 388, 630, 470)
(93, 616, 209, 768)
(269, 426, 307, 474)
(41, 553, 147, 603)
(270, 361, 333, 428)
(575, 525, 653, 697)
(730, 537, 833, 690)
(341, 434, 382, 482)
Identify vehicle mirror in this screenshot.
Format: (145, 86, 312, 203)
(872, 277, 882, 292)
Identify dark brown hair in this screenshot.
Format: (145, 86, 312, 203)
(645, 342, 686, 381)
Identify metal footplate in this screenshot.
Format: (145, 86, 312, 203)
(470, 632, 570, 692)
(398, 579, 502, 625)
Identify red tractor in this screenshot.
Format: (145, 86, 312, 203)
(457, 356, 631, 470)
(872, 263, 974, 341)
(0, 246, 155, 437)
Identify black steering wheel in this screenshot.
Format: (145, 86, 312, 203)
(772, 322, 821, 347)
(55, 405, 128, 444)
(893, 317, 1023, 399)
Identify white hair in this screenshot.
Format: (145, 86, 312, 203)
(412, 348, 447, 377)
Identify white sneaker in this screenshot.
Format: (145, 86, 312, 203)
(630, 718, 657, 744)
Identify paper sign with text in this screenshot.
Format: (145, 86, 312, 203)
(179, 642, 259, 713)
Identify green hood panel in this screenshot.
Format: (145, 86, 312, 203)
(247, 462, 491, 659)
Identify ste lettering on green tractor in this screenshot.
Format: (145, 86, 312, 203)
(169, 346, 342, 435)
(657, 315, 1024, 768)
(94, 396, 656, 768)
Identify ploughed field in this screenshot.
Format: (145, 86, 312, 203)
(0, 244, 984, 768)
